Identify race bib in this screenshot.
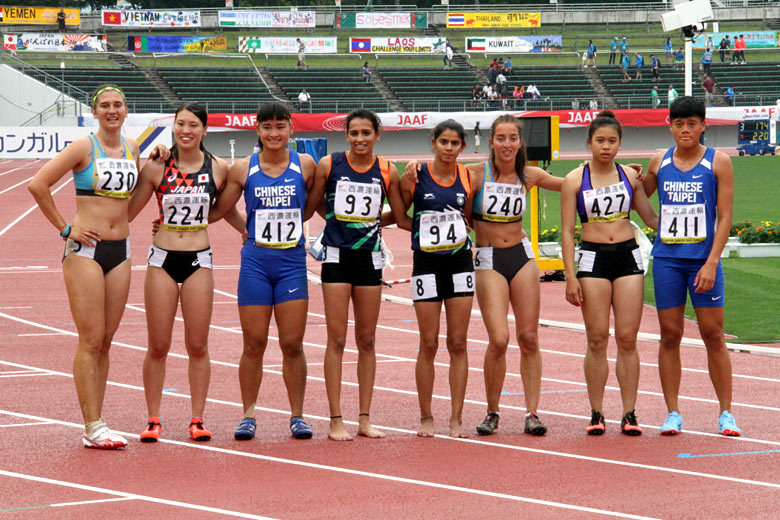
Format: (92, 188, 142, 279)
(660, 204, 707, 244)
(481, 182, 525, 222)
(419, 210, 468, 252)
(474, 247, 493, 270)
(254, 208, 302, 249)
(93, 158, 138, 198)
(161, 194, 210, 232)
(334, 180, 382, 222)
(411, 274, 437, 301)
(582, 181, 630, 222)
(452, 271, 475, 293)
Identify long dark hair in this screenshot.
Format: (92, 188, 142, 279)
(587, 109, 623, 141)
(255, 102, 292, 151)
(171, 102, 210, 162)
(489, 114, 527, 189)
(431, 119, 465, 143)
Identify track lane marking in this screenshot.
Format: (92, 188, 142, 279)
(0, 177, 72, 237)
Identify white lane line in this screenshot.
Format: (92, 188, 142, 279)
(0, 176, 34, 195)
(0, 306, 33, 309)
(0, 373, 53, 378)
(0, 159, 39, 177)
(51, 497, 135, 508)
(0, 469, 275, 519)
(265, 359, 405, 369)
(0, 420, 54, 428)
(17, 332, 69, 337)
(3, 311, 780, 445)
(0, 177, 72, 237)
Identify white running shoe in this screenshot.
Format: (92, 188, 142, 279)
(82, 423, 127, 449)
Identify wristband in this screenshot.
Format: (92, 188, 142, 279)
(59, 224, 71, 238)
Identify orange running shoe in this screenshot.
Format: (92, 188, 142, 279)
(140, 417, 161, 443)
(189, 417, 212, 442)
(621, 410, 643, 436)
(586, 410, 606, 435)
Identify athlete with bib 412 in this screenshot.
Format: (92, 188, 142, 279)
(642, 96, 741, 437)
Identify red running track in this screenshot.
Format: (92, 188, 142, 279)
(0, 158, 778, 519)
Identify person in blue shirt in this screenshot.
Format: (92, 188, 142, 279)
(700, 49, 713, 76)
(635, 52, 644, 80)
(619, 36, 628, 56)
(665, 37, 673, 64)
(609, 37, 618, 65)
(621, 53, 631, 82)
(586, 39, 596, 68)
(651, 54, 661, 81)
(724, 86, 735, 106)
(503, 56, 513, 74)
(674, 48, 684, 70)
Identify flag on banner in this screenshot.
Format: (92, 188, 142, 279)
(103, 11, 121, 25)
(447, 13, 465, 27)
(467, 38, 486, 51)
(351, 38, 371, 52)
(3, 34, 16, 50)
(220, 11, 236, 26)
(0, 7, 4, 23)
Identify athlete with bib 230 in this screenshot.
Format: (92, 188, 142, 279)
(643, 96, 740, 437)
(28, 84, 141, 449)
(209, 102, 319, 440)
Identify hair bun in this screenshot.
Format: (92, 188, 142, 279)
(597, 109, 617, 119)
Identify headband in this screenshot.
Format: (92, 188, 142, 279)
(92, 86, 125, 105)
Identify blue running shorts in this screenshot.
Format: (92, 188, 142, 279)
(238, 243, 308, 306)
(652, 256, 724, 310)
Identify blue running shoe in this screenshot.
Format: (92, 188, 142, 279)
(234, 418, 257, 440)
(290, 416, 313, 439)
(718, 410, 741, 437)
(660, 411, 683, 435)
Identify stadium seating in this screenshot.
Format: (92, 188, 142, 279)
(708, 62, 780, 107)
(270, 68, 388, 112)
(598, 64, 687, 109)
(380, 69, 479, 111)
(157, 67, 276, 113)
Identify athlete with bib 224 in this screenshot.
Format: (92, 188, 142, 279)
(306, 109, 409, 441)
(561, 110, 658, 436)
(642, 96, 741, 437)
(128, 103, 243, 443)
(209, 102, 319, 441)
(400, 120, 474, 438)
(28, 84, 141, 449)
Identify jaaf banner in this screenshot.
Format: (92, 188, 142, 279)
(238, 36, 337, 54)
(0, 6, 80, 26)
(127, 35, 227, 53)
(102, 9, 201, 28)
(692, 30, 776, 49)
(335, 12, 427, 29)
(218, 10, 314, 28)
(465, 36, 562, 53)
(3, 33, 106, 52)
(447, 12, 541, 28)
(349, 36, 445, 54)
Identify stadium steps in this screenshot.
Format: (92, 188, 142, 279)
(585, 67, 616, 108)
(141, 68, 182, 108)
(370, 71, 405, 112)
(256, 67, 288, 102)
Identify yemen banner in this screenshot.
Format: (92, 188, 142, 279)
(218, 10, 314, 28)
(127, 35, 226, 53)
(335, 12, 426, 29)
(465, 36, 562, 53)
(238, 36, 337, 54)
(447, 12, 541, 28)
(349, 36, 445, 54)
(102, 9, 201, 28)
(0, 6, 80, 26)
(3, 33, 106, 52)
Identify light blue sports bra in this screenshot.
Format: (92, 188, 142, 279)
(73, 133, 137, 198)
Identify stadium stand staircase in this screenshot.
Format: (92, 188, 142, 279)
(583, 66, 616, 109)
(142, 68, 182, 109)
(370, 71, 405, 112)
(256, 68, 288, 102)
(271, 68, 389, 113)
(380, 68, 479, 112)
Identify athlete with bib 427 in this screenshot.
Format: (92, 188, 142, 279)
(28, 84, 141, 449)
(643, 96, 741, 437)
(209, 102, 319, 441)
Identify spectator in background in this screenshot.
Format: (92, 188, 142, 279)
(57, 8, 66, 33)
(474, 122, 481, 153)
(572, 98, 580, 110)
(471, 83, 482, 108)
(361, 62, 373, 84)
(635, 52, 644, 80)
(619, 36, 629, 57)
(513, 85, 523, 107)
(674, 48, 684, 70)
(503, 56, 513, 74)
(495, 71, 507, 96)
(528, 83, 540, 100)
(586, 40, 596, 68)
(705, 37, 715, 54)
(665, 37, 673, 65)
(296, 38, 308, 70)
(701, 49, 713, 76)
(667, 84, 679, 106)
(701, 75, 714, 106)
(651, 86, 660, 109)
(487, 62, 497, 86)
(724, 86, 736, 106)
(497, 56, 505, 70)
(444, 41, 454, 70)
(734, 35, 746, 64)
(651, 54, 661, 81)
(610, 37, 619, 65)
(621, 52, 631, 82)
(589, 98, 598, 111)
(297, 88, 311, 112)
(719, 35, 731, 63)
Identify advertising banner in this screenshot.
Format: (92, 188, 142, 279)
(349, 36, 445, 54)
(127, 35, 227, 53)
(238, 36, 337, 54)
(218, 10, 314, 28)
(465, 36, 562, 53)
(692, 30, 776, 49)
(0, 6, 80, 26)
(447, 12, 541, 29)
(102, 9, 201, 28)
(335, 12, 422, 29)
(3, 33, 106, 52)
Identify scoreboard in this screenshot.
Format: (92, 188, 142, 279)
(737, 119, 772, 145)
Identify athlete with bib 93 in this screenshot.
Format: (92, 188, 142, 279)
(643, 96, 741, 437)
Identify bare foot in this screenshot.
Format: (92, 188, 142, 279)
(450, 418, 469, 438)
(418, 416, 434, 437)
(357, 416, 386, 438)
(328, 418, 353, 441)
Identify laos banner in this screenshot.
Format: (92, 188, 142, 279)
(447, 12, 541, 28)
(334, 12, 427, 29)
(3, 33, 107, 52)
(102, 9, 201, 28)
(349, 37, 445, 54)
(238, 37, 337, 54)
(0, 6, 80, 26)
(127, 35, 227, 53)
(218, 10, 314, 28)
(465, 36, 562, 53)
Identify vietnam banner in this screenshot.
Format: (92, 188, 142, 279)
(447, 12, 541, 28)
(102, 9, 200, 28)
(0, 6, 79, 26)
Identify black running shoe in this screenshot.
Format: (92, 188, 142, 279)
(621, 410, 643, 436)
(476, 412, 500, 435)
(586, 410, 606, 435)
(524, 413, 548, 436)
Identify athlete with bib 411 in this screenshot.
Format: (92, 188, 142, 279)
(643, 96, 741, 437)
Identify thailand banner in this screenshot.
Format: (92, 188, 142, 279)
(218, 10, 314, 28)
(238, 37, 337, 54)
(127, 35, 227, 53)
(102, 9, 201, 28)
(335, 12, 425, 29)
(349, 36, 445, 54)
(465, 36, 562, 53)
(447, 12, 541, 29)
(692, 30, 776, 49)
(3, 33, 107, 52)
(0, 6, 79, 26)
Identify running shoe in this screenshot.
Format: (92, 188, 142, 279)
(718, 410, 741, 437)
(524, 413, 548, 436)
(140, 417, 161, 443)
(290, 416, 313, 439)
(586, 410, 606, 435)
(476, 412, 500, 436)
(234, 418, 257, 440)
(189, 417, 212, 442)
(620, 410, 643, 436)
(660, 411, 683, 435)
(82, 423, 127, 450)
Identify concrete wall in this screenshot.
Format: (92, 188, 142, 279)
(0, 64, 86, 126)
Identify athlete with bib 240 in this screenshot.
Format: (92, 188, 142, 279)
(400, 120, 474, 438)
(209, 102, 318, 440)
(129, 103, 243, 443)
(643, 96, 740, 437)
(28, 84, 141, 449)
(307, 109, 409, 441)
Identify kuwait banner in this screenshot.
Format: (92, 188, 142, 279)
(466, 36, 562, 53)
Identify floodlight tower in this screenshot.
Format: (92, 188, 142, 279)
(661, 0, 714, 97)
